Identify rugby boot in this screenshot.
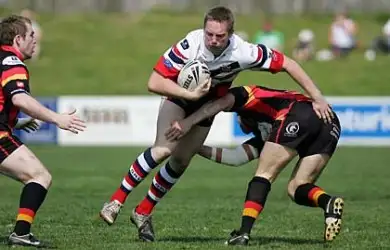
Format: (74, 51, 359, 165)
(8, 232, 43, 247)
(100, 200, 122, 225)
(225, 230, 250, 246)
(130, 208, 155, 242)
(324, 196, 344, 242)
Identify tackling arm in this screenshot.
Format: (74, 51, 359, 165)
(198, 144, 259, 167)
(282, 55, 324, 100)
(184, 93, 236, 127)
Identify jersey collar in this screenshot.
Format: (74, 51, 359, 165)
(1, 45, 24, 61)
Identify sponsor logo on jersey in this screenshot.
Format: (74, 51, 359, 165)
(163, 58, 174, 69)
(2, 56, 25, 66)
(16, 81, 24, 88)
(180, 39, 189, 50)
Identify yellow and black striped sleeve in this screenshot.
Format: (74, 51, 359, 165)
(1, 65, 30, 98)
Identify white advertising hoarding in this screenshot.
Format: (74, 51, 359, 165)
(231, 97, 390, 146)
(57, 96, 233, 146)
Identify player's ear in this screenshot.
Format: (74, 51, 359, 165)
(14, 34, 22, 46)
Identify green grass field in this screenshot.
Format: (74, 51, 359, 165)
(0, 146, 389, 249)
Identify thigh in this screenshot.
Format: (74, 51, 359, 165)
(0, 143, 48, 183)
(289, 154, 330, 185)
(170, 125, 211, 168)
(154, 98, 186, 148)
(254, 141, 297, 183)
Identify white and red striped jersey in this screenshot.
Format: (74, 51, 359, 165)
(154, 29, 285, 92)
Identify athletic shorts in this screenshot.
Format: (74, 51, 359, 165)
(0, 133, 23, 163)
(168, 84, 231, 127)
(168, 96, 215, 127)
(268, 101, 341, 158)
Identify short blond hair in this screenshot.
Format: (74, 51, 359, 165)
(0, 15, 32, 46)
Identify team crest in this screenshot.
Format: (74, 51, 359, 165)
(285, 122, 299, 137)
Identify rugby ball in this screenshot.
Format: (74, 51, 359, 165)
(177, 60, 210, 91)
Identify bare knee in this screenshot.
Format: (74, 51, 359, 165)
(24, 166, 52, 189)
(151, 146, 172, 162)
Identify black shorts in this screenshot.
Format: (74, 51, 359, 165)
(167, 83, 232, 127)
(268, 101, 341, 158)
(243, 136, 265, 152)
(0, 133, 23, 163)
(168, 96, 215, 127)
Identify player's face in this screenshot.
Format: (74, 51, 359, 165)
(204, 20, 231, 55)
(15, 22, 36, 60)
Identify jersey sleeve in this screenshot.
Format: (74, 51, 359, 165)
(246, 43, 284, 74)
(228, 86, 250, 111)
(1, 60, 30, 99)
(153, 34, 193, 81)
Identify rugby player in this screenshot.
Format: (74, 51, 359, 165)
(0, 15, 86, 247)
(100, 6, 333, 242)
(165, 85, 343, 245)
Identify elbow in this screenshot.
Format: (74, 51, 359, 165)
(12, 94, 27, 109)
(147, 79, 158, 93)
(147, 82, 157, 93)
(147, 71, 165, 94)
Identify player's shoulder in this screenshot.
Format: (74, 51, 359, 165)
(231, 34, 254, 51)
(230, 35, 261, 61)
(181, 29, 203, 47)
(0, 52, 26, 68)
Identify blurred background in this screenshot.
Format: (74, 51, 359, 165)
(0, 1, 389, 249)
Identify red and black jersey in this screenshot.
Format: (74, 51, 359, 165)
(229, 85, 311, 133)
(0, 46, 30, 132)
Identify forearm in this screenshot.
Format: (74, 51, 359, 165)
(198, 145, 213, 159)
(283, 56, 323, 100)
(186, 95, 234, 126)
(198, 144, 258, 167)
(12, 94, 58, 124)
(148, 71, 193, 100)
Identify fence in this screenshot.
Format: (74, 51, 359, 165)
(5, 0, 390, 14)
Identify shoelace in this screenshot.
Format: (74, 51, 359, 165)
(108, 203, 121, 213)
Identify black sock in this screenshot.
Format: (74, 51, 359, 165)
(294, 183, 331, 210)
(239, 176, 271, 235)
(14, 182, 48, 235)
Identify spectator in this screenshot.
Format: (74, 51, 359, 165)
(253, 19, 284, 51)
(20, 9, 42, 60)
(329, 12, 357, 58)
(293, 29, 315, 62)
(364, 19, 390, 61)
